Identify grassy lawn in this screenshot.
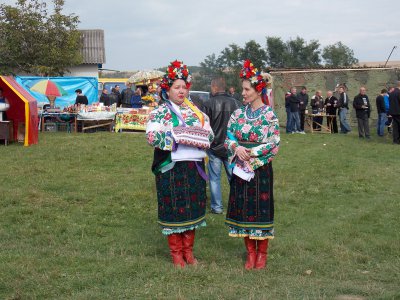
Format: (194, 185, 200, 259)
(0, 131, 399, 299)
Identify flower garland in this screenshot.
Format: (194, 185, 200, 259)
(239, 60, 267, 92)
(160, 60, 192, 91)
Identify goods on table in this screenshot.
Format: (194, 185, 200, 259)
(115, 107, 153, 132)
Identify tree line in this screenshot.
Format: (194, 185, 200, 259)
(191, 37, 358, 91)
(0, 0, 81, 76)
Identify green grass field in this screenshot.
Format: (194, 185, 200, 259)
(0, 131, 399, 300)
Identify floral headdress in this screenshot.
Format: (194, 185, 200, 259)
(240, 59, 269, 105)
(160, 60, 192, 91)
(240, 60, 267, 92)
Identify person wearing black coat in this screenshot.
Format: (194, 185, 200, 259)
(119, 83, 134, 108)
(288, 87, 302, 133)
(388, 82, 400, 144)
(99, 88, 111, 106)
(74, 89, 89, 105)
(353, 87, 371, 139)
(376, 89, 388, 137)
(202, 77, 242, 214)
(108, 88, 119, 106)
(297, 86, 309, 132)
(324, 91, 338, 133)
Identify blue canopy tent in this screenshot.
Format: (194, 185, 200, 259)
(16, 76, 98, 109)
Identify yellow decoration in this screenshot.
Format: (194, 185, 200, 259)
(141, 95, 155, 102)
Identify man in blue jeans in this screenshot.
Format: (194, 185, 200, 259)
(376, 89, 388, 137)
(203, 78, 242, 214)
(338, 86, 351, 134)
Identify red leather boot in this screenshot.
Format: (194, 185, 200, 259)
(182, 230, 198, 265)
(244, 237, 257, 270)
(167, 234, 185, 268)
(255, 239, 269, 269)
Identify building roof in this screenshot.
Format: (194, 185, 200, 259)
(356, 61, 400, 68)
(79, 29, 106, 64)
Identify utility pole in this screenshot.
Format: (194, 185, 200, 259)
(384, 46, 397, 67)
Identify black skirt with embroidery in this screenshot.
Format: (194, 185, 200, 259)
(155, 161, 207, 235)
(225, 163, 274, 239)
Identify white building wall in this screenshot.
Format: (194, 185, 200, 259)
(67, 64, 99, 78)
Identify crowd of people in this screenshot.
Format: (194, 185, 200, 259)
(146, 59, 280, 270)
(98, 83, 161, 108)
(284, 83, 400, 144)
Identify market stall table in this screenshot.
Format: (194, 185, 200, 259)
(77, 111, 117, 132)
(39, 111, 77, 132)
(115, 108, 152, 132)
(305, 113, 336, 133)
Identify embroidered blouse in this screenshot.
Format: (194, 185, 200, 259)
(224, 104, 280, 172)
(146, 99, 214, 153)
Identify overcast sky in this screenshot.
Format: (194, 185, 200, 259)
(4, 0, 400, 71)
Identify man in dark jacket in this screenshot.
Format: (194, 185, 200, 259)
(99, 88, 110, 106)
(118, 83, 134, 108)
(74, 89, 88, 105)
(288, 87, 303, 133)
(297, 86, 309, 132)
(203, 77, 242, 214)
(353, 87, 371, 139)
(108, 88, 119, 106)
(388, 82, 400, 144)
(324, 90, 339, 133)
(228, 86, 241, 101)
(376, 89, 388, 137)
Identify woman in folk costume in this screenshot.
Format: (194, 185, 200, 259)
(225, 60, 280, 270)
(146, 60, 214, 268)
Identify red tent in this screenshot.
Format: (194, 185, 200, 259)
(0, 76, 38, 146)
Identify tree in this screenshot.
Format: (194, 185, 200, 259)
(241, 40, 267, 70)
(286, 37, 321, 68)
(266, 37, 287, 68)
(192, 53, 223, 91)
(322, 42, 359, 67)
(0, 0, 82, 76)
(266, 36, 321, 68)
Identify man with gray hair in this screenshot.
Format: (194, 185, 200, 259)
(203, 77, 242, 214)
(353, 87, 371, 139)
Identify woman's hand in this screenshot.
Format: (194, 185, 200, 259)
(235, 146, 251, 161)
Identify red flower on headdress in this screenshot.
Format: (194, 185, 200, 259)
(256, 81, 266, 92)
(171, 60, 181, 68)
(161, 60, 192, 92)
(243, 60, 251, 68)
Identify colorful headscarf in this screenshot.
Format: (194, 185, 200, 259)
(160, 60, 192, 92)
